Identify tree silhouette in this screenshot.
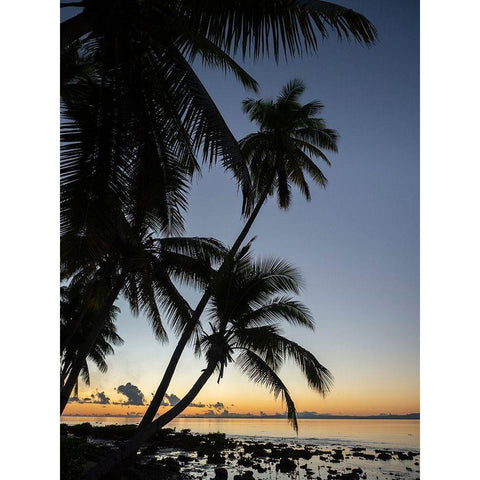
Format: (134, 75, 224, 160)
(82, 245, 333, 479)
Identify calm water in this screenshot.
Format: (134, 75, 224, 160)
(61, 417, 419, 450)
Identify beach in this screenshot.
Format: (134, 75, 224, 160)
(61, 418, 420, 479)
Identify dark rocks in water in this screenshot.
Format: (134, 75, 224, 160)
(395, 451, 413, 461)
(154, 457, 181, 476)
(352, 468, 363, 474)
(276, 457, 297, 473)
(331, 449, 344, 461)
(140, 445, 157, 456)
(327, 469, 338, 475)
(252, 464, 267, 473)
(233, 471, 254, 480)
(207, 453, 225, 465)
(339, 472, 360, 480)
(238, 457, 253, 468)
(351, 447, 366, 452)
(214, 467, 228, 480)
(251, 448, 268, 458)
(376, 452, 392, 461)
(352, 451, 375, 460)
(177, 454, 193, 463)
(406, 467, 412, 471)
(228, 453, 236, 460)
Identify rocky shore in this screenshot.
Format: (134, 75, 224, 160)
(61, 424, 420, 480)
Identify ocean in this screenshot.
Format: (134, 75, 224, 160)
(61, 417, 419, 451)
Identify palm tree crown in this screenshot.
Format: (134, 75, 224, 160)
(199, 244, 333, 432)
(240, 78, 339, 213)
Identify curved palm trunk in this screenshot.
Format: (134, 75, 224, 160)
(84, 176, 276, 478)
(60, 271, 127, 414)
(137, 177, 274, 428)
(81, 362, 217, 480)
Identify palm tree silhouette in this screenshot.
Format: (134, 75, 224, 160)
(137, 79, 338, 429)
(240, 77, 338, 213)
(60, 0, 376, 256)
(82, 244, 333, 479)
(60, 229, 227, 413)
(60, 0, 374, 414)
(60, 285, 124, 396)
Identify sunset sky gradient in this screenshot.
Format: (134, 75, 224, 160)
(62, 0, 419, 419)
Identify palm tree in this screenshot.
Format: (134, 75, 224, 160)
(133, 79, 338, 429)
(60, 50, 232, 412)
(59, 1, 374, 411)
(240, 78, 339, 214)
(82, 245, 333, 479)
(60, 231, 228, 413)
(60, 285, 124, 396)
(60, 0, 377, 242)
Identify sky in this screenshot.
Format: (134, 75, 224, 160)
(62, 0, 420, 418)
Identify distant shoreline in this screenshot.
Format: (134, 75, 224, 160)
(61, 413, 420, 420)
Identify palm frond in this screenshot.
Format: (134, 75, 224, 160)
(239, 296, 314, 329)
(236, 349, 298, 432)
(271, 334, 334, 396)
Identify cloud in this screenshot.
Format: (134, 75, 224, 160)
(68, 391, 110, 405)
(95, 391, 110, 404)
(165, 393, 181, 406)
(189, 402, 206, 408)
(208, 402, 224, 411)
(116, 383, 145, 405)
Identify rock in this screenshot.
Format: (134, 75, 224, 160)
(332, 450, 344, 461)
(276, 458, 296, 473)
(140, 445, 157, 456)
(376, 452, 392, 461)
(214, 467, 228, 480)
(238, 457, 253, 468)
(207, 453, 225, 464)
(252, 464, 266, 473)
(339, 472, 360, 480)
(160, 457, 180, 473)
(352, 452, 375, 460)
(178, 454, 193, 463)
(252, 448, 268, 458)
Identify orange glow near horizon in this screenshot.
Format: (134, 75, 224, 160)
(62, 385, 419, 418)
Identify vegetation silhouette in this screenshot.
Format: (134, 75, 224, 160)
(81, 244, 333, 479)
(60, 0, 373, 413)
(60, 231, 228, 412)
(60, 1, 378, 477)
(137, 79, 338, 430)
